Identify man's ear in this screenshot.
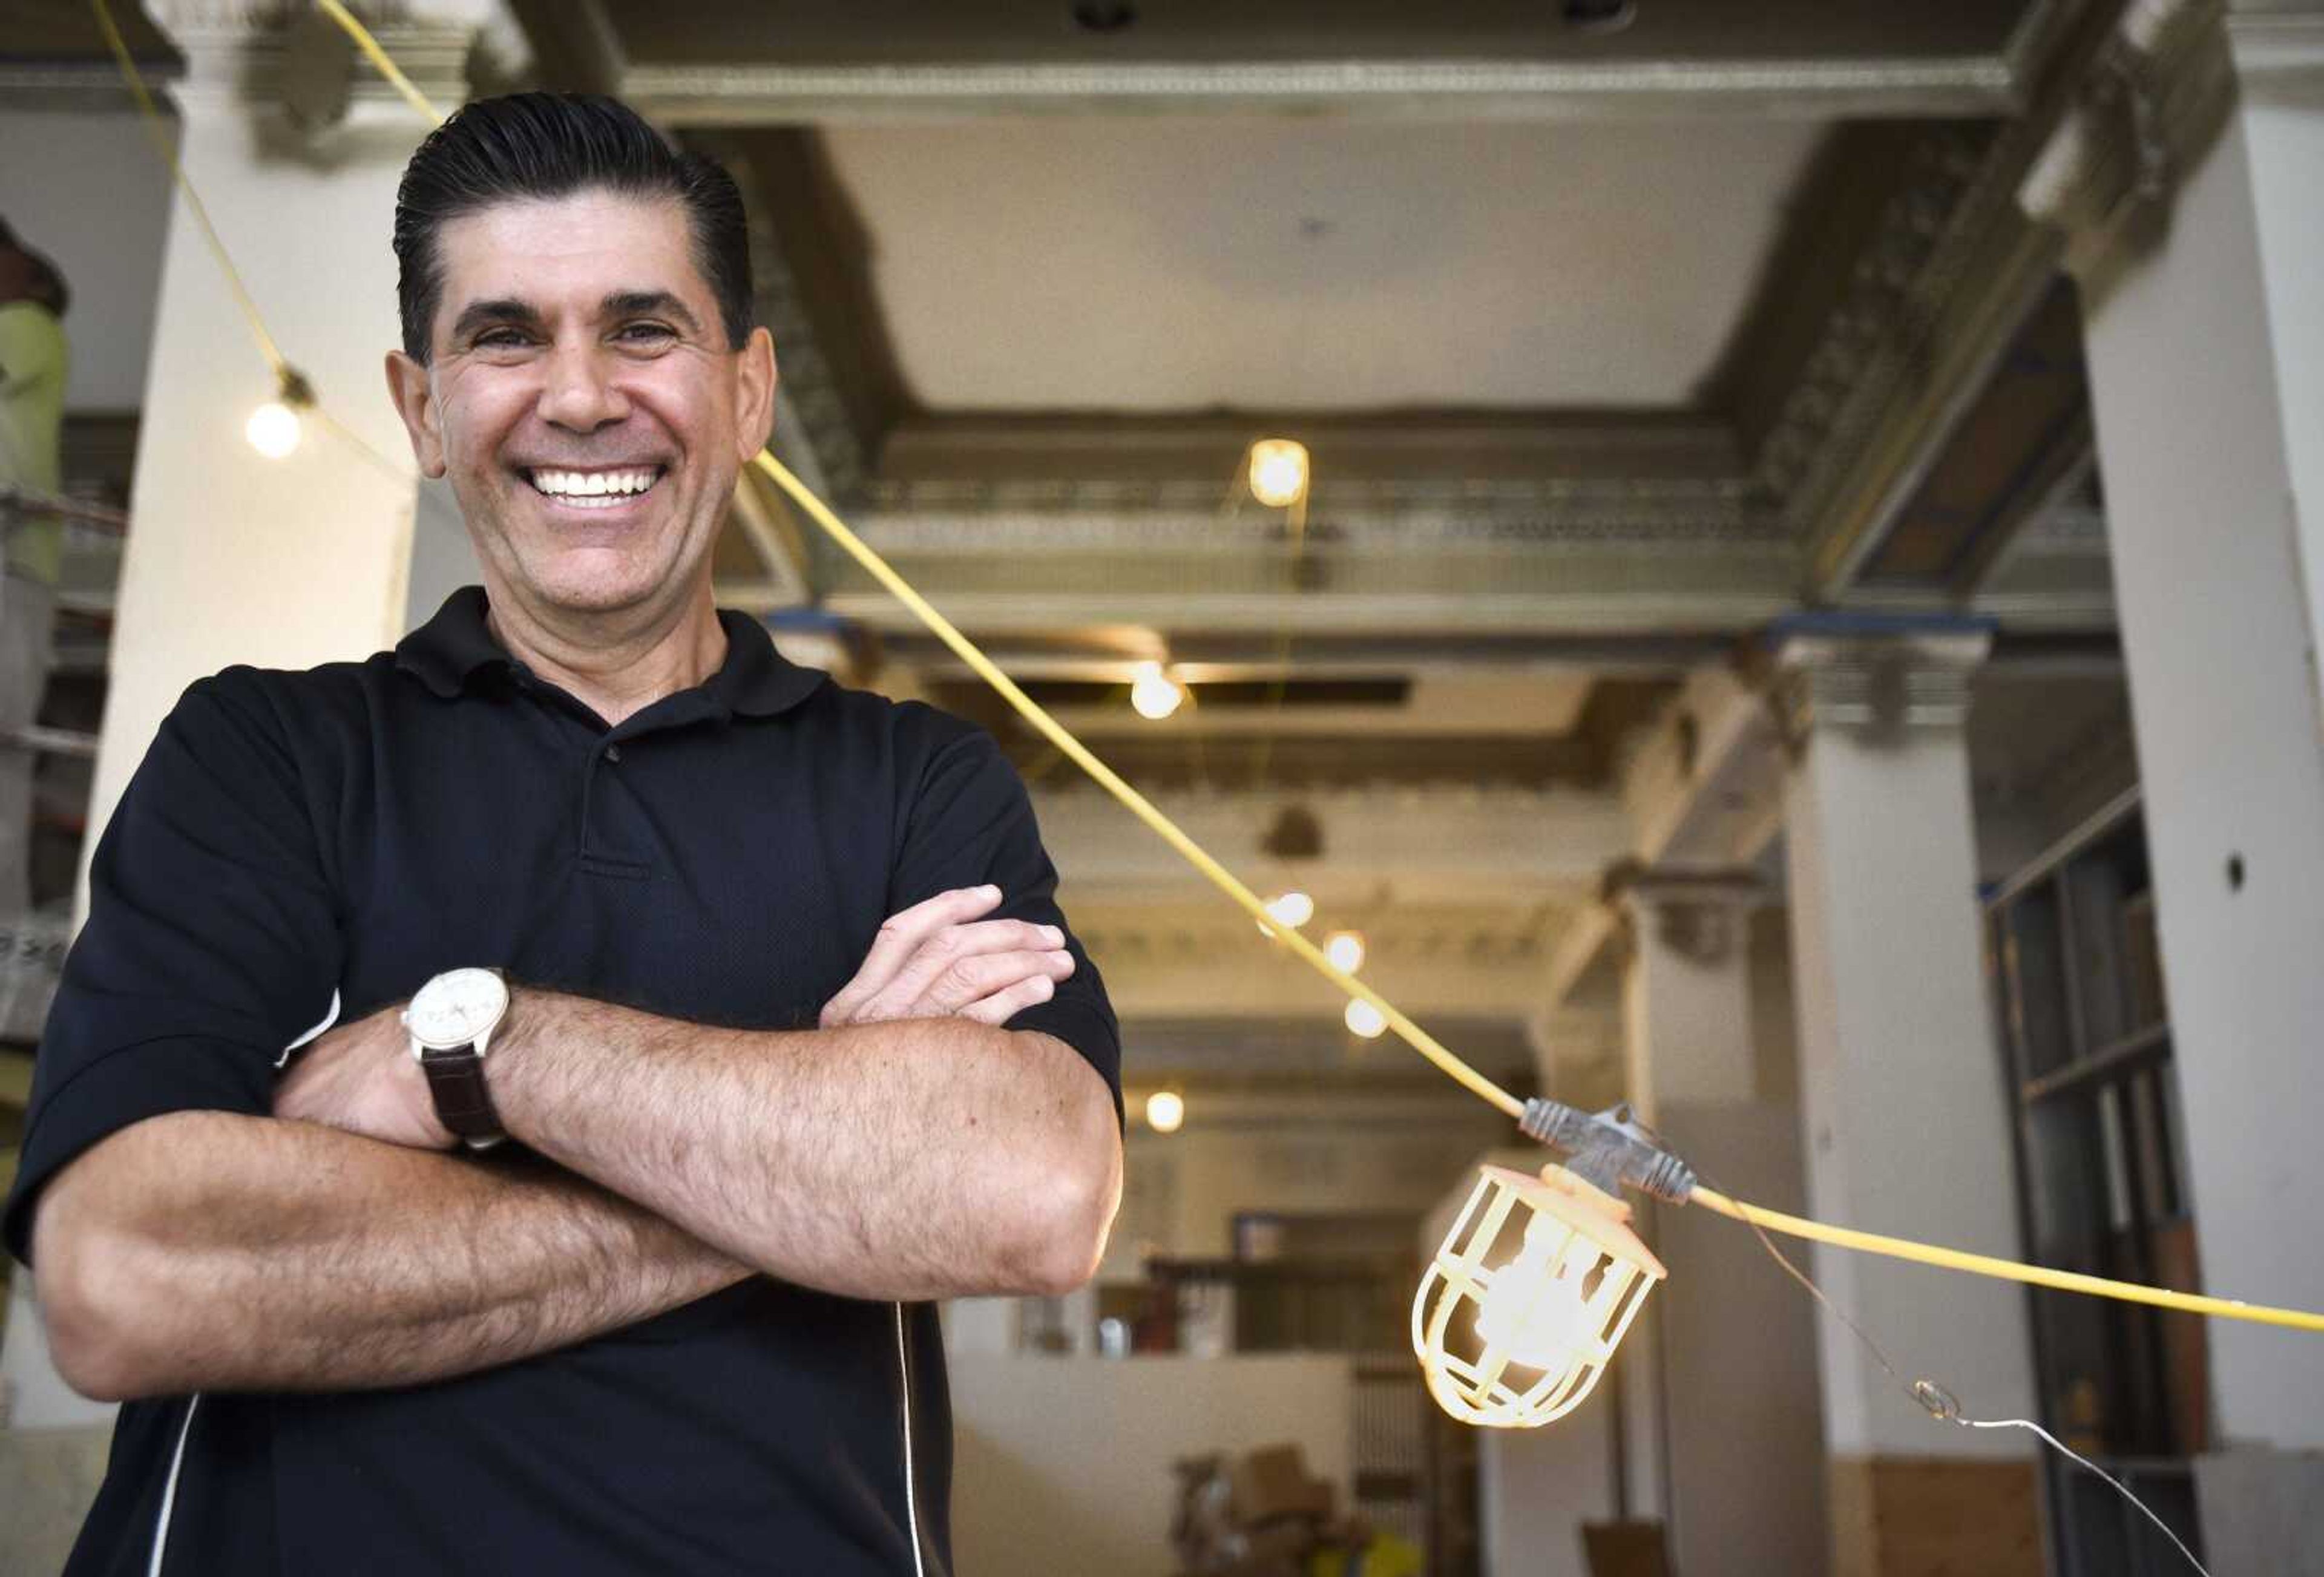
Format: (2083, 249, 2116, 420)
(735, 325, 778, 464)
(384, 349, 448, 479)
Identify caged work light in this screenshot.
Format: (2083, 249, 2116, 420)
(1414, 1101, 1693, 1428)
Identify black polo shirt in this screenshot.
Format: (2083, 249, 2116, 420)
(2, 586, 1120, 1577)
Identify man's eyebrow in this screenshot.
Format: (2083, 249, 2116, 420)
(449, 297, 543, 342)
(603, 290, 701, 335)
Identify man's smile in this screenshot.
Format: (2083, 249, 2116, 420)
(519, 464, 668, 513)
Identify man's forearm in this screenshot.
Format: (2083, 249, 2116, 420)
(34, 1110, 747, 1402)
(489, 991, 1120, 1302)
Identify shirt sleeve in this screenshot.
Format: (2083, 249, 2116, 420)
(0, 304, 62, 393)
(887, 726, 1122, 1124)
(2, 674, 345, 1265)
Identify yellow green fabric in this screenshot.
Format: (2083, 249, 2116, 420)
(0, 301, 69, 586)
(1308, 1532, 1425, 1577)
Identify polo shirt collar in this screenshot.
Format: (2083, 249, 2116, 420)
(395, 586, 824, 718)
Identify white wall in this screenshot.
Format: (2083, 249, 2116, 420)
(1477, 1388, 1618, 1577)
(948, 1353, 1351, 1577)
(1105, 1095, 1507, 1279)
(0, 109, 175, 413)
(405, 475, 481, 629)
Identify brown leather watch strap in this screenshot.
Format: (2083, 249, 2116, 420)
(419, 1043, 505, 1147)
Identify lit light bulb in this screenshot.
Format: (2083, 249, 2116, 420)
(1262, 891, 1315, 930)
(1324, 930, 1365, 974)
(1144, 1090, 1185, 1134)
(1475, 1216, 1595, 1369)
(1247, 438, 1310, 508)
(1412, 1164, 1666, 1429)
(1344, 997, 1387, 1038)
(246, 400, 304, 459)
(1129, 660, 1184, 721)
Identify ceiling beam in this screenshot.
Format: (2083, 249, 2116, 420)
(621, 55, 2022, 126)
(811, 586, 1800, 638)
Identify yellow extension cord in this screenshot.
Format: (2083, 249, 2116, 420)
(758, 450, 2324, 1340)
(182, 0, 2324, 1342)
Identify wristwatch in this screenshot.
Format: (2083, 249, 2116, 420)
(403, 967, 511, 1150)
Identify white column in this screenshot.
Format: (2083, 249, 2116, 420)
(1620, 876, 1760, 1126)
(4, 0, 485, 1447)
(82, 5, 490, 857)
(1776, 626, 2041, 1567)
(2066, 18, 2324, 1564)
(1619, 874, 1828, 1576)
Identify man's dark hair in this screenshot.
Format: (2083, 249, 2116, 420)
(392, 93, 751, 362)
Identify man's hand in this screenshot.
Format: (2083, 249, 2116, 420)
(819, 885, 1075, 1029)
(274, 1002, 456, 1151)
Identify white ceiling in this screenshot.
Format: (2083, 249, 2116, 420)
(819, 116, 1827, 412)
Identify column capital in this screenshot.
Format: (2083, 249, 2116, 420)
(1773, 619, 1991, 739)
(2016, 0, 2238, 302)
(1606, 864, 1764, 967)
(151, 0, 512, 132)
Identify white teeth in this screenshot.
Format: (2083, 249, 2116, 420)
(528, 467, 660, 499)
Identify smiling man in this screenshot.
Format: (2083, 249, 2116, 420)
(2, 95, 1121, 1577)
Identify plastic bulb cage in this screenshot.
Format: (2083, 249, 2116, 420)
(1413, 1162, 1667, 1428)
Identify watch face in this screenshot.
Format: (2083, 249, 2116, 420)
(409, 968, 508, 1049)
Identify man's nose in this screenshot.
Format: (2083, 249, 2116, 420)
(536, 341, 630, 432)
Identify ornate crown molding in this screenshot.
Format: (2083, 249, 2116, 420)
(690, 134, 870, 507)
(1750, 125, 1995, 527)
(149, 1, 482, 128)
(853, 476, 1774, 547)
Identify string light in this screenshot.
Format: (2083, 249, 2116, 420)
(245, 402, 302, 459)
(1413, 1164, 1665, 1428)
(1324, 929, 1365, 974)
(1129, 660, 1184, 721)
(209, 15, 2324, 1505)
(1247, 438, 1310, 509)
(1344, 998, 1387, 1038)
(243, 367, 315, 459)
(1262, 891, 1314, 930)
(1144, 1090, 1186, 1134)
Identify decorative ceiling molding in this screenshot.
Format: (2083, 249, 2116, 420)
(1786, 16, 2139, 598)
(1750, 126, 1997, 522)
(815, 585, 1802, 639)
(0, 64, 179, 110)
(849, 487, 1772, 548)
(619, 56, 2021, 126)
(1039, 779, 1625, 882)
(689, 133, 872, 505)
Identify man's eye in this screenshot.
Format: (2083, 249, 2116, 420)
(617, 322, 677, 344)
(474, 329, 531, 350)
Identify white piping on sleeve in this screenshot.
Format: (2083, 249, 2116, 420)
(275, 989, 343, 1069)
(148, 1394, 200, 1577)
(894, 1303, 927, 1577)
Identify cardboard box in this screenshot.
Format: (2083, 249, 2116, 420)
(1230, 1444, 1336, 1525)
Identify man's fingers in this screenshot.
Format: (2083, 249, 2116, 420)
(821, 885, 1003, 1025)
(876, 917, 1063, 1007)
(870, 947, 1074, 1020)
(956, 972, 1059, 1027)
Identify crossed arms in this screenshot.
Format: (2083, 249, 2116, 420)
(31, 886, 1122, 1401)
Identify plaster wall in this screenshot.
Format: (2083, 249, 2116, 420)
(948, 1353, 1351, 1577)
(0, 109, 174, 413)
